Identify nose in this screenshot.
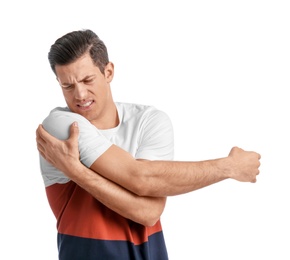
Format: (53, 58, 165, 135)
(74, 83, 87, 100)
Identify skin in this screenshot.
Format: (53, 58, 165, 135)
(36, 52, 261, 226)
(56, 53, 118, 129)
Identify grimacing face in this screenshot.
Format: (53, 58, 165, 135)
(55, 53, 117, 129)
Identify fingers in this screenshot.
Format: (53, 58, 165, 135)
(36, 124, 48, 147)
(36, 125, 45, 150)
(36, 129, 46, 160)
(36, 124, 58, 144)
(228, 146, 261, 183)
(69, 122, 79, 142)
(36, 124, 52, 159)
(36, 121, 79, 153)
(251, 152, 261, 182)
(36, 124, 51, 140)
(35, 125, 41, 140)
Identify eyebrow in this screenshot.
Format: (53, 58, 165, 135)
(61, 75, 95, 86)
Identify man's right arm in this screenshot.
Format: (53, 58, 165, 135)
(86, 144, 260, 197)
(37, 119, 260, 198)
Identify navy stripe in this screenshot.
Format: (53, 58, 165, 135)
(58, 231, 168, 260)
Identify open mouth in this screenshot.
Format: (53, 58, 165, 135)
(77, 100, 94, 109)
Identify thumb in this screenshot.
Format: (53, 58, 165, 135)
(69, 121, 79, 141)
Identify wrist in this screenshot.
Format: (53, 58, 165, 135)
(62, 159, 83, 179)
(216, 157, 232, 180)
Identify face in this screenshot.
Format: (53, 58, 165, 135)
(55, 53, 117, 129)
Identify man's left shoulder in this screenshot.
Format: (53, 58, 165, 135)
(116, 102, 167, 118)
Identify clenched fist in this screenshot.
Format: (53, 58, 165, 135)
(227, 147, 261, 183)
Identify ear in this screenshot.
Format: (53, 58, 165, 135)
(104, 62, 114, 83)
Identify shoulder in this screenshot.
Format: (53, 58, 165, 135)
(43, 107, 90, 123)
(42, 107, 93, 140)
(116, 102, 171, 124)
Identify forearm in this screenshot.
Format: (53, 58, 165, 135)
(64, 161, 165, 226)
(136, 158, 229, 196)
(92, 145, 230, 197)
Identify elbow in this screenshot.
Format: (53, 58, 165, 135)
(141, 204, 165, 227)
(131, 198, 166, 227)
(135, 211, 162, 227)
(141, 216, 160, 227)
(130, 161, 157, 197)
(131, 180, 153, 197)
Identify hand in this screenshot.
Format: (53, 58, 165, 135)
(36, 122, 80, 173)
(227, 146, 261, 183)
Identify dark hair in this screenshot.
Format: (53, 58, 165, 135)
(48, 29, 109, 75)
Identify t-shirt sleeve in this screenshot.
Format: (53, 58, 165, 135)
(39, 108, 112, 187)
(135, 109, 174, 161)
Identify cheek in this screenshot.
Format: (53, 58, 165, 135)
(93, 85, 108, 98)
(62, 92, 74, 104)
(62, 90, 73, 98)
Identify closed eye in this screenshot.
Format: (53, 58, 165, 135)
(62, 84, 73, 89)
(83, 78, 94, 84)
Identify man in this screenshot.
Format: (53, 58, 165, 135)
(36, 29, 261, 260)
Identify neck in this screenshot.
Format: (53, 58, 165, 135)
(91, 102, 119, 130)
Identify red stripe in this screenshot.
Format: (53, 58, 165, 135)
(46, 182, 162, 245)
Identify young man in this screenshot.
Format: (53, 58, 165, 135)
(36, 29, 261, 260)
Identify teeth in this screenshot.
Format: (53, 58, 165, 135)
(80, 101, 92, 107)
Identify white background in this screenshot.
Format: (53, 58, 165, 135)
(1, 0, 289, 259)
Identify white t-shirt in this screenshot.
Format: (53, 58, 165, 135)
(40, 102, 174, 187)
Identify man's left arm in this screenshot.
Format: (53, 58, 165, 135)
(37, 109, 174, 226)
